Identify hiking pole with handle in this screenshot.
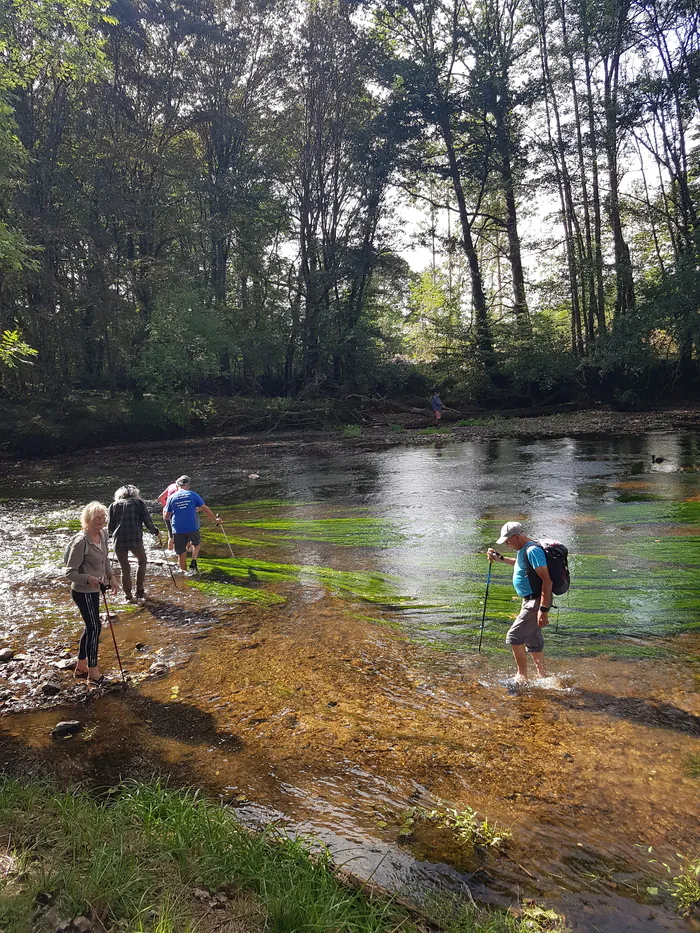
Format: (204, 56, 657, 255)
(100, 583, 126, 684)
(219, 520, 236, 560)
(156, 531, 178, 588)
(478, 559, 493, 653)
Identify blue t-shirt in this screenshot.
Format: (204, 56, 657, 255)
(166, 489, 205, 534)
(512, 542, 547, 597)
(431, 394, 443, 412)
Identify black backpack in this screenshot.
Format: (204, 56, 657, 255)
(525, 540, 570, 597)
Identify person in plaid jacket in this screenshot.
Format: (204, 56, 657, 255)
(108, 485, 160, 601)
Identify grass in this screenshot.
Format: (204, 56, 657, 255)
(0, 778, 567, 933)
(343, 424, 362, 437)
(419, 426, 452, 435)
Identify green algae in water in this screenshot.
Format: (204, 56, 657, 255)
(685, 754, 700, 780)
(188, 579, 286, 606)
(227, 499, 314, 511)
(220, 517, 404, 548)
(197, 555, 413, 607)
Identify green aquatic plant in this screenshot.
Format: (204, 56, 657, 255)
(342, 424, 362, 437)
(187, 579, 286, 606)
(685, 754, 700, 780)
(197, 555, 412, 607)
(646, 848, 700, 916)
(228, 499, 311, 511)
(221, 516, 404, 548)
(419, 426, 451, 435)
(419, 805, 511, 849)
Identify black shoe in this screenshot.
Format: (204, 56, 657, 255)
(135, 591, 145, 601)
(189, 559, 198, 572)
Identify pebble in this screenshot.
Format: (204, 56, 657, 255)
(0, 649, 14, 663)
(248, 473, 260, 479)
(55, 658, 77, 671)
(149, 662, 168, 676)
(51, 721, 83, 738)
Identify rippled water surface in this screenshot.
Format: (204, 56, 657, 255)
(1, 430, 699, 932)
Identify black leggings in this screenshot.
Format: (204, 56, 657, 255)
(71, 590, 102, 668)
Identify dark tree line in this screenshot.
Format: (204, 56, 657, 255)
(1, 0, 699, 408)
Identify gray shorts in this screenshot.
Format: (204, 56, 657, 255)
(174, 530, 201, 555)
(506, 599, 544, 653)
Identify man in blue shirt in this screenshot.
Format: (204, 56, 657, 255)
(164, 475, 221, 573)
(487, 521, 553, 682)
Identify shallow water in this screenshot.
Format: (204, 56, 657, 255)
(0, 430, 699, 931)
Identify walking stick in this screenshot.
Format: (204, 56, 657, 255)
(219, 521, 236, 561)
(156, 531, 178, 588)
(478, 560, 492, 653)
(100, 584, 126, 684)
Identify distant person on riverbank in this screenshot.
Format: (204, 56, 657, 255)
(164, 475, 221, 574)
(487, 521, 553, 683)
(65, 501, 118, 685)
(431, 391, 444, 424)
(108, 485, 160, 601)
(158, 479, 180, 552)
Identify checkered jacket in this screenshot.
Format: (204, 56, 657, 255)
(108, 498, 159, 551)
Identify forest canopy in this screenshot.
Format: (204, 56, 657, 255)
(0, 0, 699, 416)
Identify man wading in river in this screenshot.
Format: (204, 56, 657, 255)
(164, 476, 221, 574)
(487, 522, 553, 683)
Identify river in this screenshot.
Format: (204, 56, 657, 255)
(1, 430, 698, 932)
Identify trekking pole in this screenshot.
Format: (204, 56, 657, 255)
(100, 583, 126, 684)
(156, 531, 178, 588)
(219, 521, 236, 561)
(478, 560, 492, 653)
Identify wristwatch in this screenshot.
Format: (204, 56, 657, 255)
(540, 606, 550, 612)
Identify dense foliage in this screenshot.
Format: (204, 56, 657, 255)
(0, 0, 698, 412)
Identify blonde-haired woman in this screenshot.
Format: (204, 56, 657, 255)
(65, 501, 118, 684)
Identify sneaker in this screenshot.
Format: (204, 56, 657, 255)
(189, 559, 198, 572)
(135, 591, 145, 601)
(124, 593, 133, 602)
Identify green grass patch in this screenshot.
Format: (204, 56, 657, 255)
(342, 424, 362, 437)
(419, 426, 452, 435)
(0, 778, 565, 933)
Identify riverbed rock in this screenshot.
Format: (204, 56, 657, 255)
(56, 917, 94, 933)
(41, 681, 61, 697)
(51, 721, 83, 738)
(149, 661, 168, 675)
(0, 649, 14, 663)
(55, 658, 77, 671)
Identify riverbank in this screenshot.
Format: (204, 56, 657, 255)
(1, 390, 699, 457)
(0, 777, 566, 933)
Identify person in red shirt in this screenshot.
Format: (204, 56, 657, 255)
(157, 480, 179, 552)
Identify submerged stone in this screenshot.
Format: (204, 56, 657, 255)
(55, 658, 76, 670)
(0, 649, 14, 663)
(41, 682, 61, 696)
(51, 721, 83, 737)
